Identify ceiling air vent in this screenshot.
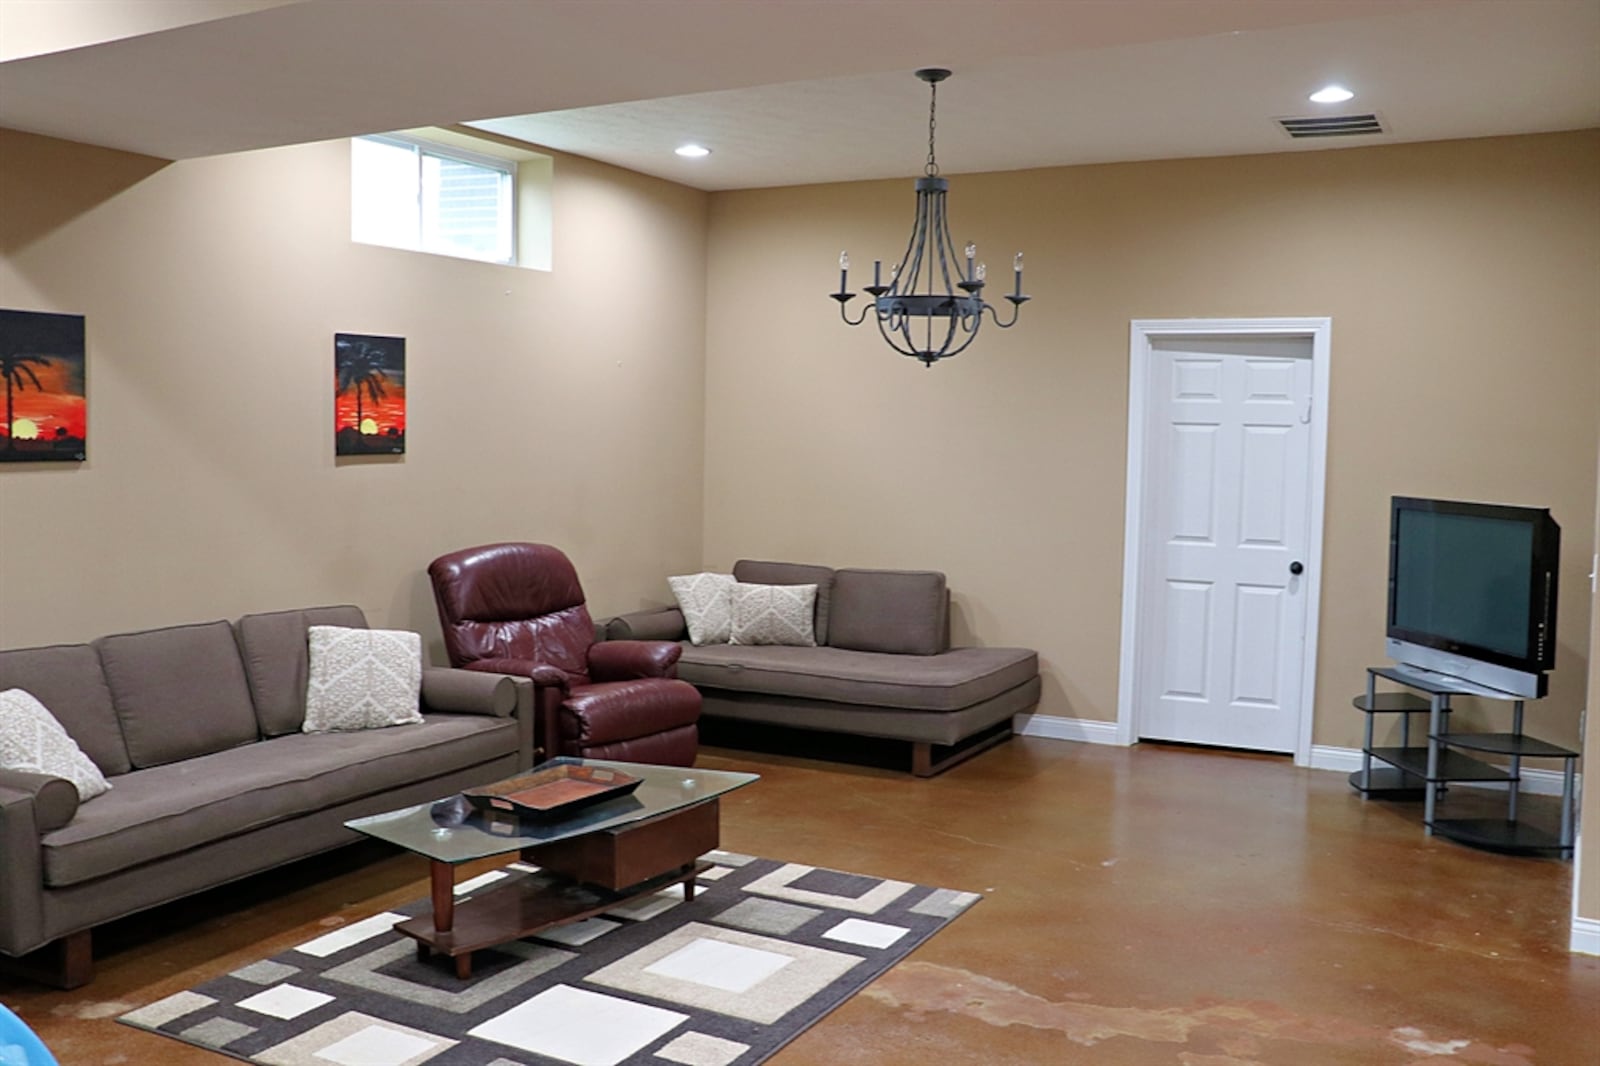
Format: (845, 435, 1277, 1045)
(1277, 113, 1386, 139)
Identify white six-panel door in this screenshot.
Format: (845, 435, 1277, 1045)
(1133, 335, 1314, 753)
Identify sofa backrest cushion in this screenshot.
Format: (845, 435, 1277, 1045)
(94, 621, 260, 768)
(0, 643, 131, 776)
(826, 568, 949, 656)
(733, 560, 835, 646)
(236, 605, 368, 736)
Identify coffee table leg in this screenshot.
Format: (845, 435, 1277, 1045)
(429, 861, 476, 978)
(683, 863, 696, 901)
(430, 861, 456, 934)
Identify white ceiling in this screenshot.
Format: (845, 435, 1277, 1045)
(1, 0, 1596, 191)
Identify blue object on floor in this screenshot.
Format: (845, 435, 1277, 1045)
(0, 1005, 56, 1066)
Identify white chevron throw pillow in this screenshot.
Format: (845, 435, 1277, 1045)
(0, 688, 112, 800)
(729, 582, 818, 647)
(668, 571, 737, 645)
(304, 626, 424, 733)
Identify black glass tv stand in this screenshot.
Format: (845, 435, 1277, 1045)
(1350, 666, 1577, 857)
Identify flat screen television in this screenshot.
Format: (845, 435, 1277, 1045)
(1386, 496, 1560, 698)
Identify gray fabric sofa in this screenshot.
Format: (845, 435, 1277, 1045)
(0, 605, 532, 988)
(606, 561, 1039, 777)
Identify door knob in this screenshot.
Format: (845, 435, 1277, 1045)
(1289, 561, 1304, 575)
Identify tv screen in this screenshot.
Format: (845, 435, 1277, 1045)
(1391, 509, 1534, 659)
(1387, 497, 1559, 694)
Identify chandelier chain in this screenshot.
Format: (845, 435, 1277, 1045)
(925, 79, 939, 177)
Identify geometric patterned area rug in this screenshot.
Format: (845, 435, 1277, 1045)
(118, 851, 978, 1066)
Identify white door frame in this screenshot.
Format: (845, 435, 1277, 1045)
(1116, 317, 1332, 766)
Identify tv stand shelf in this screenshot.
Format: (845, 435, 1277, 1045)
(1349, 666, 1577, 857)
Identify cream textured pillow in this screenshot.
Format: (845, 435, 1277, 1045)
(729, 582, 818, 647)
(303, 626, 424, 733)
(0, 688, 112, 801)
(668, 571, 737, 645)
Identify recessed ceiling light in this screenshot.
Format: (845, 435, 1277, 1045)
(674, 144, 711, 158)
(1309, 85, 1355, 104)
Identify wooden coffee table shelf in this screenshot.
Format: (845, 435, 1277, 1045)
(397, 859, 711, 978)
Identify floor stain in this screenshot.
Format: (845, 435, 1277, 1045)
(1392, 1026, 1472, 1056)
(864, 962, 1536, 1065)
(48, 1000, 132, 1020)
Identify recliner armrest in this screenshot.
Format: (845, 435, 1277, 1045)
(466, 659, 573, 693)
(589, 640, 682, 681)
(0, 770, 79, 832)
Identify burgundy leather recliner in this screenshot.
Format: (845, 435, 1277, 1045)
(428, 542, 700, 766)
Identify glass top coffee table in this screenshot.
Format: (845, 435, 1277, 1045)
(346, 758, 758, 977)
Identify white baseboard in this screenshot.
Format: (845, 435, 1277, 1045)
(1014, 714, 1123, 745)
(1308, 745, 1367, 774)
(1310, 745, 1576, 798)
(1570, 916, 1600, 956)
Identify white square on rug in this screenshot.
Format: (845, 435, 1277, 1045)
(236, 983, 334, 1019)
(643, 937, 793, 993)
(821, 918, 910, 949)
(532, 917, 621, 947)
(467, 984, 687, 1066)
(254, 1010, 454, 1066)
(316, 1024, 436, 1066)
(587, 921, 863, 1025)
(294, 912, 405, 958)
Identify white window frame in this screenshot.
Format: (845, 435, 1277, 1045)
(352, 133, 517, 265)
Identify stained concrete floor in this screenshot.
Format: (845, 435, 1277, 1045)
(5, 736, 1596, 1065)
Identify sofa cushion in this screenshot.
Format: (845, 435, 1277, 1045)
(0, 643, 130, 776)
(95, 621, 260, 769)
(236, 605, 368, 736)
(728, 583, 818, 647)
(733, 560, 835, 645)
(303, 626, 424, 733)
(676, 644, 1037, 712)
(827, 569, 949, 656)
(39, 712, 516, 887)
(667, 572, 736, 645)
(0, 688, 112, 801)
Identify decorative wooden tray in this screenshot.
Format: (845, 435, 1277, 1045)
(462, 764, 642, 821)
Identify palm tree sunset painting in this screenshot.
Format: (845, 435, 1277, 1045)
(335, 332, 406, 456)
(0, 309, 86, 463)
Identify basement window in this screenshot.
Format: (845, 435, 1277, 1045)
(352, 134, 516, 265)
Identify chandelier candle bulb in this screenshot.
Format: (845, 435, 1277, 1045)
(874, 259, 882, 287)
(975, 262, 987, 283)
(839, 251, 849, 293)
(965, 242, 977, 281)
(1014, 252, 1024, 298)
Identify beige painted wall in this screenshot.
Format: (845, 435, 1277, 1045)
(0, 130, 709, 655)
(703, 131, 1600, 752)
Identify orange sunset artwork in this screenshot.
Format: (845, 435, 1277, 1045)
(1, 309, 87, 463)
(334, 332, 406, 456)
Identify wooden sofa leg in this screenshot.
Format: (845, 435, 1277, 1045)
(912, 720, 1014, 777)
(0, 929, 93, 989)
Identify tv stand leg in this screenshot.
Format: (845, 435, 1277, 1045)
(1506, 701, 1524, 822)
(1422, 693, 1450, 833)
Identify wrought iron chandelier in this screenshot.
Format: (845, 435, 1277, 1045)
(831, 67, 1029, 367)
